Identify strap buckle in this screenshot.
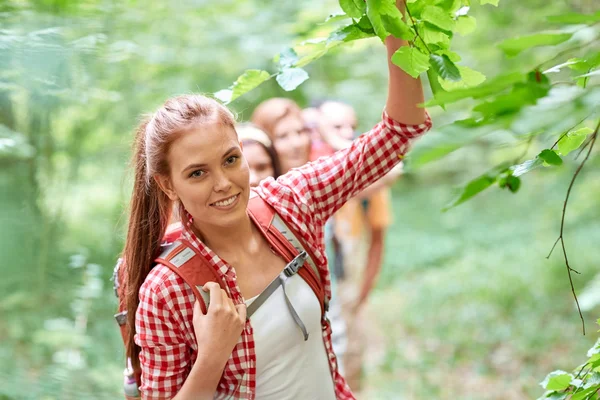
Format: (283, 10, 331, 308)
(283, 251, 308, 277)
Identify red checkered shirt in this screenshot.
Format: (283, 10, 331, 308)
(135, 111, 432, 399)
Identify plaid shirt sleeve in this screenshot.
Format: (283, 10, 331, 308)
(135, 266, 195, 400)
(272, 111, 432, 224)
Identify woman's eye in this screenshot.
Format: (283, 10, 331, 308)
(225, 155, 238, 165)
(189, 169, 204, 178)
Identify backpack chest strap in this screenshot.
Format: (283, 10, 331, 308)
(246, 251, 310, 340)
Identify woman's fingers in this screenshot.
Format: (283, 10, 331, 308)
(236, 303, 247, 322)
(202, 282, 246, 323)
(203, 282, 223, 310)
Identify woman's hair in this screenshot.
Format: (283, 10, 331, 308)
(250, 97, 303, 139)
(236, 123, 282, 179)
(123, 94, 235, 370)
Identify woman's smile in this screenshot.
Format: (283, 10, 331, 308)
(210, 193, 240, 210)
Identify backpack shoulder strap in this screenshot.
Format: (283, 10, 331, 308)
(247, 191, 328, 315)
(155, 239, 226, 314)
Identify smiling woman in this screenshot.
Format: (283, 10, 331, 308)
(120, 7, 431, 398)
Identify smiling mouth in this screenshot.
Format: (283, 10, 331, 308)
(210, 194, 239, 207)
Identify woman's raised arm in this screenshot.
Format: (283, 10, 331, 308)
(385, 0, 427, 125)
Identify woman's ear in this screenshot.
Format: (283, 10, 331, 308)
(154, 174, 179, 201)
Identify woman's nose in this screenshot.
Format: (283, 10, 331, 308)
(213, 170, 232, 192)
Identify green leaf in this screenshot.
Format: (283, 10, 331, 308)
(547, 11, 600, 25)
(510, 158, 543, 177)
(422, 23, 451, 47)
(455, 15, 477, 36)
(424, 72, 523, 107)
(541, 371, 573, 391)
(498, 174, 521, 193)
(538, 149, 563, 166)
(480, 0, 499, 5)
(557, 127, 593, 156)
(505, 175, 521, 193)
(444, 175, 496, 210)
(571, 387, 599, 400)
(498, 33, 573, 57)
(472, 76, 550, 117)
(439, 66, 486, 90)
(278, 48, 298, 69)
(427, 69, 447, 109)
(381, 13, 414, 40)
(230, 69, 271, 102)
(366, 0, 407, 41)
(339, 0, 366, 19)
(443, 162, 511, 210)
(392, 46, 430, 78)
(329, 19, 376, 43)
(276, 68, 309, 91)
(430, 54, 461, 81)
(421, 6, 455, 31)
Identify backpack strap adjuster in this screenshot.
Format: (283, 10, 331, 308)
(283, 251, 308, 277)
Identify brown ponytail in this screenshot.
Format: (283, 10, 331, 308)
(123, 119, 171, 370)
(121, 95, 236, 371)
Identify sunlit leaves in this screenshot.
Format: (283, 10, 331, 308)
(366, 0, 410, 41)
(424, 72, 523, 107)
(498, 32, 573, 57)
(455, 15, 476, 36)
(339, 0, 365, 19)
(421, 24, 451, 47)
(392, 46, 430, 78)
(439, 66, 486, 90)
(480, 0, 499, 6)
(214, 69, 271, 103)
(540, 371, 573, 391)
(421, 6, 455, 32)
(276, 68, 309, 91)
(557, 127, 593, 156)
(547, 11, 600, 25)
(429, 54, 461, 81)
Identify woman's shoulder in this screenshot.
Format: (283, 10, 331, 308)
(139, 263, 193, 308)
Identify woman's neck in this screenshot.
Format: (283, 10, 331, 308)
(192, 215, 260, 263)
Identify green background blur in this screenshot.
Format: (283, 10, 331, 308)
(1, 0, 599, 398)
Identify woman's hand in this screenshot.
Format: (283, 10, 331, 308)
(193, 282, 247, 359)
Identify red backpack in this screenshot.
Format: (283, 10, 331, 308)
(112, 192, 328, 399)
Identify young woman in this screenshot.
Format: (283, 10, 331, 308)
(123, 14, 431, 400)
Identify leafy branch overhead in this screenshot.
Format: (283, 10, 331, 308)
(213, 0, 501, 103)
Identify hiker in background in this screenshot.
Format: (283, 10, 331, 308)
(319, 100, 398, 392)
(252, 99, 350, 372)
(120, 6, 431, 397)
(236, 123, 282, 186)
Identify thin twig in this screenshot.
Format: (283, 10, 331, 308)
(403, 0, 431, 54)
(547, 120, 600, 335)
(575, 136, 594, 160)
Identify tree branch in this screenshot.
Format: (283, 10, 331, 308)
(547, 120, 599, 335)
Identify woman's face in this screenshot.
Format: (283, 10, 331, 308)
(272, 115, 311, 173)
(156, 122, 250, 233)
(242, 141, 274, 187)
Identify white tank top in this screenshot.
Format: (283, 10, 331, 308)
(246, 273, 336, 399)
